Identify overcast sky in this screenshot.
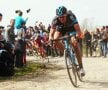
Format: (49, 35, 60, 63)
(0, 0, 108, 27)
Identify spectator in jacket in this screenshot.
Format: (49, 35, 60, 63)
(5, 19, 15, 44)
(84, 30, 92, 57)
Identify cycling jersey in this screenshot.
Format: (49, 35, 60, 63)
(51, 11, 78, 35)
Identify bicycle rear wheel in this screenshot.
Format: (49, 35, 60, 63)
(64, 50, 78, 87)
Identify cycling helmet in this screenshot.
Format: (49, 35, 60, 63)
(56, 6, 67, 16)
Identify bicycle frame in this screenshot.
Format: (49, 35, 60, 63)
(63, 36, 77, 65)
(63, 34, 83, 87)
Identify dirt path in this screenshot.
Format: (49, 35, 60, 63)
(0, 56, 108, 90)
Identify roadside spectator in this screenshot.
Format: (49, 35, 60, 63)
(0, 26, 5, 48)
(0, 13, 5, 48)
(102, 26, 108, 57)
(0, 26, 5, 41)
(99, 26, 107, 57)
(14, 27, 26, 68)
(5, 19, 15, 44)
(84, 30, 92, 57)
(95, 28, 103, 56)
(0, 13, 3, 22)
(47, 24, 51, 32)
(14, 10, 28, 67)
(14, 10, 28, 36)
(91, 31, 98, 57)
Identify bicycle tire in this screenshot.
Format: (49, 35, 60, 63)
(76, 66, 83, 82)
(64, 50, 78, 87)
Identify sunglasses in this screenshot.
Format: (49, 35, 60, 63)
(59, 15, 67, 19)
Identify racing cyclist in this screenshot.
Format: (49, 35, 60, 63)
(49, 6, 85, 76)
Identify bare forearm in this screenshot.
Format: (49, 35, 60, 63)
(49, 28, 55, 39)
(74, 24, 81, 36)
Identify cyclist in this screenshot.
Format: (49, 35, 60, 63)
(49, 6, 85, 76)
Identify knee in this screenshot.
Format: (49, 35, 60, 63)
(71, 38, 78, 48)
(54, 41, 61, 46)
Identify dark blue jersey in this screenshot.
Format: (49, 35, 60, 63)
(51, 10, 78, 34)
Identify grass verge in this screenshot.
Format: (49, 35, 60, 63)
(0, 61, 46, 81)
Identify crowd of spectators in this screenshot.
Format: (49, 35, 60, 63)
(83, 26, 108, 57)
(0, 11, 108, 76)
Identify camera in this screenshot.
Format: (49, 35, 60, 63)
(15, 10, 20, 13)
(26, 8, 31, 13)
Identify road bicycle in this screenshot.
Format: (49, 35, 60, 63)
(51, 34, 83, 87)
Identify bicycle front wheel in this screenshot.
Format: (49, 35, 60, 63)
(64, 50, 77, 87)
